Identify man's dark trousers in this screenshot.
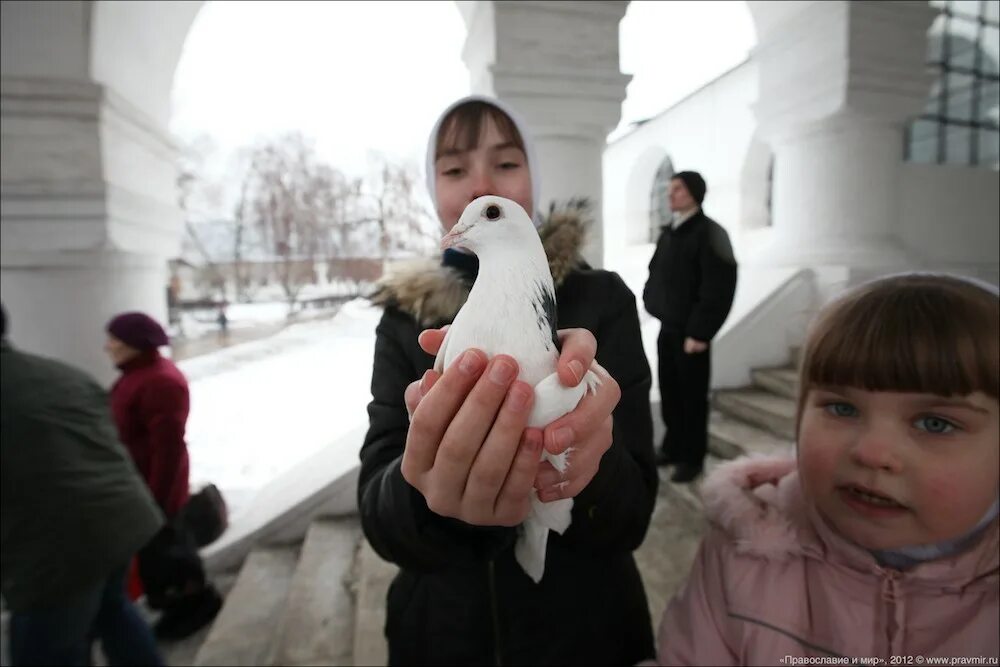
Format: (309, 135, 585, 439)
(657, 328, 710, 467)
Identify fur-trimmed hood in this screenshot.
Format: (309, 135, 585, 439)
(699, 454, 807, 562)
(369, 199, 591, 327)
(700, 454, 999, 585)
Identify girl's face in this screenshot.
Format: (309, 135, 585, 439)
(434, 116, 533, 232)
(798, 387, 999, 550)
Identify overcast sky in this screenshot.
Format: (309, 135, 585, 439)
(170, 1, 755, 178)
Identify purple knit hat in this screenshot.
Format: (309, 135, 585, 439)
(106, 312, 169, 351)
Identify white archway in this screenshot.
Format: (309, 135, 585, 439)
(91, 1, 203, 129)
(1, 0, 638, 382)
(622, 145, 670, 246)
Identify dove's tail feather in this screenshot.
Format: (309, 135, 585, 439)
(514, 494, 573, 583)
(515, 368, 599, 582)
(515, 518, 549, 584)
(531, 493, 573, 535)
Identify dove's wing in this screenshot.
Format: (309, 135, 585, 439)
(526, 370, 601, 429)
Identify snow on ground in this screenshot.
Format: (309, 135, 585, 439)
(178, 298, 384, 519)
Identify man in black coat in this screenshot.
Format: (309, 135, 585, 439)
(642, 171, 737, 483)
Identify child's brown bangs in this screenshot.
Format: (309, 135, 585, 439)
(801, 275, 999, 400)
(435, 101, 525, 160)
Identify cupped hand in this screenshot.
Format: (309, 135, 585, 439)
(413, 326, 618, 506)
(533, 361, 620, 503)
(401, 348, 543, 527)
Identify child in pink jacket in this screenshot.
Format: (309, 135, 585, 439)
(655, 273, 999, 665)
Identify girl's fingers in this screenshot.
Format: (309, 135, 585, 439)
(462, 381, 535, 518)
(430, 355, 519, 501)
(401, 349, 486, 484)
(417, 326, 450, 356)
(555, 328, 597, 387)
(543, 364, 620, 456)
(494, 428, 544, 525)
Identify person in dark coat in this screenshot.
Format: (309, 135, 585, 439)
(360, 96, 658, 665)
(642, 171, 738, 482)
(1, 304, 165, 666)
(105, 311, 221, 640)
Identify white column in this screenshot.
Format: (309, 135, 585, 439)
(747, 0, 936, 279)
(1, 1, 185, 386)
(458, 1, 631, 268)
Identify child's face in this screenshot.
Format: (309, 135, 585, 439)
(798, 387, 999, 551)
(434, 116, 533, 232)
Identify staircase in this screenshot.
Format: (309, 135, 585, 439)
(145, 352, 802, 667)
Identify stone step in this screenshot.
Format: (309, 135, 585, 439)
(271, 517, 361, 667)
(194, 545, 300, 666)
(635, 461, 710, 636)
(713, 389, 797, 441)
(351, 539, 399, 667)
(750, 366, 799, 400)
(708, 410, 795, 460)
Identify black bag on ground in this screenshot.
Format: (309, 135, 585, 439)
(137, 522, 205, 611)
(176, 483, 228, 548)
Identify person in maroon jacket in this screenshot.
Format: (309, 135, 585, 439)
(106, 313, 190, 516)
(105, 311, 221, 641)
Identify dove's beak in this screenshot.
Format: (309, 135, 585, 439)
(441, 225, 467, 251)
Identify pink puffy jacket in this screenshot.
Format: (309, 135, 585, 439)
(654, 455, 999, 666)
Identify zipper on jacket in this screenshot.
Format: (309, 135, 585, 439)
(488, 559, 503, 666)
(879, 568, 902, 657)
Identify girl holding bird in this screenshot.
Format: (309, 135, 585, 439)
(359, 95, 658, 665)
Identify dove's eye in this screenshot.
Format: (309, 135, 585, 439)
(485, 205, 502, 220)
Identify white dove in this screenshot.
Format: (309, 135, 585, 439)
(434, 195, 601, 583)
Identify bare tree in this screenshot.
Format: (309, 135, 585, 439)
(178, 133, 441, 313)
(361, 154, 439, 260)
(241, 133, 327, 314)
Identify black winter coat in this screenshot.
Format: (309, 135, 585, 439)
(642, 210, 738, 341)
(359, 206, 657, 665)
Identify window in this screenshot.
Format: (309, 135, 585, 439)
(649, 156, 674, 242)
(905, 1, 1000, 168)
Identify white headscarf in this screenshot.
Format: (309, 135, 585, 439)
(424, 94, 542, 228)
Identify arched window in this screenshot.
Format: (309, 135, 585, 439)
(649, 156, 674, 241)
(906, 0, 1000, 168)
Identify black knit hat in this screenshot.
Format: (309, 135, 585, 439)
(672, 171, 707, 205)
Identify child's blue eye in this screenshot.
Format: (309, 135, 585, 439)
(914, 415, 957, 434)
(441, 167, 463, 177)
(824, 402, 858, 418)
(498, 162, 520, 170)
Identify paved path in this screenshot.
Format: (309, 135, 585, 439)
(634, 467, 708, 634)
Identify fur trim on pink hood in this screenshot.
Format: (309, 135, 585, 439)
(699, 454, 805, 561)
(650, 454, 999, 665)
